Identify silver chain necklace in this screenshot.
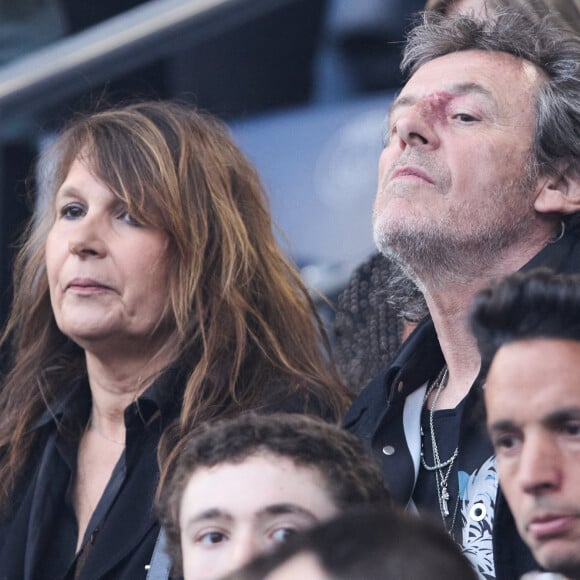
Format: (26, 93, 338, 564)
(87, 417, 125, 446)
(421, 366, 460, 531)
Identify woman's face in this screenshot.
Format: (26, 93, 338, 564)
(45, 158, 171, 357)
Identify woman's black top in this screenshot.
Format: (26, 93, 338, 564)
(0, 367, 334, 579)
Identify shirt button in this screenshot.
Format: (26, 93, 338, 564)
(382, 445, 395, 456)
(470, 502, 486, 522)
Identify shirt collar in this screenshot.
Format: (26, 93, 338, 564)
(387, 317, 444, 400)
(31, 365, 186, 432)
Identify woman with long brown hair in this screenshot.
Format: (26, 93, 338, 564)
(0, 100, 349, 578)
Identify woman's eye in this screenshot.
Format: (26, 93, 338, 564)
(198, 531, 227, 546)
(60, 203, 85, 219)
(119, 210, 141, 227)
(270, 527, 298, 544)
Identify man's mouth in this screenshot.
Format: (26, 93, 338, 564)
(528, 514, 577, 540)
(391, 166, 434, 184)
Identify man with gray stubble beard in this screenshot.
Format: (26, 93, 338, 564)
(344, 8, 580, 580)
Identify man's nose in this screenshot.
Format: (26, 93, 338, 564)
(394, 103, 441, 150)
(518, 435, 562, 495)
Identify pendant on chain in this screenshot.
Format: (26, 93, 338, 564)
(441, 486, 450, 516)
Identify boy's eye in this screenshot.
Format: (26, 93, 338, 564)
(198, 531, 227, 545)
(270, 527, 298, 543)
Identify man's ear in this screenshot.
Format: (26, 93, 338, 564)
(534, 167, 580, 217)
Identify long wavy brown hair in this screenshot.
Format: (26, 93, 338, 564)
(0, 101, 349, 512)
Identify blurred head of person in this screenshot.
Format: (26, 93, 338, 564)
(156, 413, 390, 579)
(471, 269, 580, 579)
(225, 506, 478, 580)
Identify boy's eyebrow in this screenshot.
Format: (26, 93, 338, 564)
(183, 504, 320, 530)
(389, 82, 496, 117)
(260, 503, 317, 518)
(185, 508, 232, 525)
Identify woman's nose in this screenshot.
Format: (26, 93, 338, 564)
(68, 216, 107, 258)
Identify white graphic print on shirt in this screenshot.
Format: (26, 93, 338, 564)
(458, 456, 497, 580)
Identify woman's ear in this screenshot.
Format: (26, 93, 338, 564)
(534, 167, 580, 216)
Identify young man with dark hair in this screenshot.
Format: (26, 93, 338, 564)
(470, 269, 580, 580)
(156, 413, 390, 580)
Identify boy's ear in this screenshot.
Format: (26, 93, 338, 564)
(534, 166, 580, 216)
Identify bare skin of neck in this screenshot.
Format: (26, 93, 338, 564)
(73, 344, 175, 553)
(421, 236, 551, 410)
(423, 286, 485, 410)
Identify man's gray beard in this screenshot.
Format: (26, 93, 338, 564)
(374, 177, 539, 289)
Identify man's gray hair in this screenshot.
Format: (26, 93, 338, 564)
(402, 10, 580, 183)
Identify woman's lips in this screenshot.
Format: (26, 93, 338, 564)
(66, 279, 114, 294)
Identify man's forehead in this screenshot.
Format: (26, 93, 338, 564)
(397, 50, 543, 106)
(486, 338, 580, 400)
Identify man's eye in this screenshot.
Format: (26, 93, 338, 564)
(493, 434, 520, 453)
(270, 527, 298, 544)
(198, 531, 227, 545)
(562, 422, 580, 437)
(453, 113, 477, 123)
(60, 203, 85, 219)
